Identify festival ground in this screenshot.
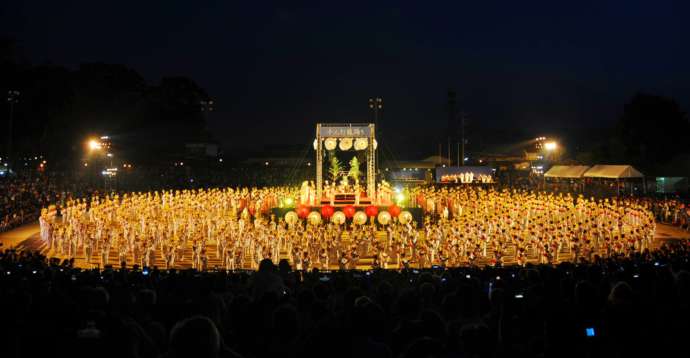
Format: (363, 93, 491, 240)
(2, 221, 688, 270)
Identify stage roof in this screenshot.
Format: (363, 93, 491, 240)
(583, 165, 644, 179)
(544, 165, 591, 178)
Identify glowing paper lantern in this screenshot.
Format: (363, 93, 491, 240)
(332, 211, 346, 225)
(399, 211, 413, 225)
(388, 204, 401, 217)
(284, 211, 298, 225)
(321, 205, 335, 218)
(297, 205, 311, 219)
(354, 138, 368, 150)
(353, 211, 368, 225)
(308, 211, 322, 226)
(339, 138, 353, 151)
(365, 205, 379, 217)
(324, 138, 337, 150)
(377, 210, 391, 225)
(343, 205, 356, 219)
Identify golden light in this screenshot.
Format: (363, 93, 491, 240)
(544, 141, 557, 151)
(88, 139, 102, 151)
(396, 192, 405, 203)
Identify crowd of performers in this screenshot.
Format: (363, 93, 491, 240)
(37, 186, 656, 270)
(439, 172, 493, 184)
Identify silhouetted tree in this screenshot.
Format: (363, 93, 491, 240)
(0, 52, 212, 167)
(615, 93, 689, 173)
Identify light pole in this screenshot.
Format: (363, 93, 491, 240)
(368, 97, 383, 178)
(200, 99, 214, 136)
(368, 97, 382, 127)
(7, 90, 20, 172)
(458, 111, 467, 166)
(200, 99, 214, 113)
(544, 141, 558, 161)
(87, 136, 116, 193)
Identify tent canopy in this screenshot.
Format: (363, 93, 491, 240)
(583, 165, 644, 179)
(544, 165, 591, 178)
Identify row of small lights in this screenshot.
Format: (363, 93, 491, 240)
(214, 159, 315, 166)
(264, 161, 313, 166)
(214, 159, 317, 166)
(20, 159, 48, 167)
(22, 156, 44, 161)
(101, 168, 118, 177)
(83, 162, 133, 168)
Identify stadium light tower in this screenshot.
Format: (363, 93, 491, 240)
(200, 99, 214, 112)
(368, 97, 383, 127)
(369, 97, 383, 172)
(85, 135, 116, 192)
(543, 140, 560, 163)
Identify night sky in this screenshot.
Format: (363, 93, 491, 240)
(2, 0, 689, 156)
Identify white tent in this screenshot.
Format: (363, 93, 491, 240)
(544, 165, 591, 178)
(583, 165, 644, 179)
(583, 165, 645, 195)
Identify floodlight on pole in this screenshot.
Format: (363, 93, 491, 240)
(88, 139, 102, 151)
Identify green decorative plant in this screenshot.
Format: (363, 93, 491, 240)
(329, 156, 342, 183)
(348, 156, 361, 184)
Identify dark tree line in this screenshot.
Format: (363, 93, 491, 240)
(1, 37, 212, 168)
(576, 93, 690, 176)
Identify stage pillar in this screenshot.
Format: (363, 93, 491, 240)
(316, 124, 323, 201)
(367, 124, 376, 200)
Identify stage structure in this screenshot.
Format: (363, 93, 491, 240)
(314, 123, 377, 203)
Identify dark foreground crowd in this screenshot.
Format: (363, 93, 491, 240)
(1, 241, 689, 358)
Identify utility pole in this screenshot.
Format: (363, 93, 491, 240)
(7, 90, 20, 172)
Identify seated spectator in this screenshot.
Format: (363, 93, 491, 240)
(168, 316, 242, 358)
